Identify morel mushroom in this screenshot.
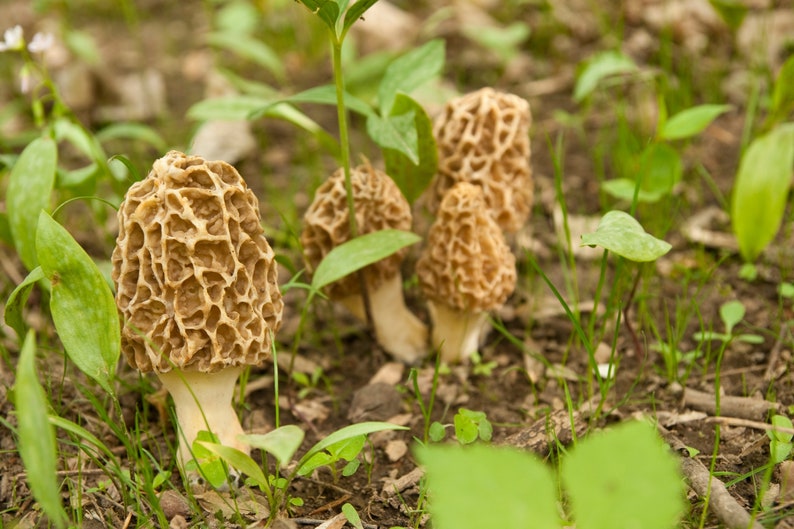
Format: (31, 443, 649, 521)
(429, 87, 533, 234)
(416, 182, 516, 364)
(301, 163, 428, 364)
(111, 150, 283, 469)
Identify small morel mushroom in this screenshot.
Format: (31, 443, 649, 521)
(429, 87, 533, 234)
(111, 150, 283, 470)
(416, 182, 516, 364)
(301, 163, 428, 364)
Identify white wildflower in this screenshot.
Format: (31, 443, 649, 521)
(27, 32, 53, 53)
(0, 25, 24, 52)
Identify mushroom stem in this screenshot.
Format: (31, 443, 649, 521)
(157, 366, 247, 467)
(339, 273, 428, 364)
(427, 300, 489, 364)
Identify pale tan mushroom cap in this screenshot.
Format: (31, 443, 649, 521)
(111, 150, 283, 374)
(430, 87, 532, 234)
(301, 163, 412, 299)
(417, 182, 516, 312)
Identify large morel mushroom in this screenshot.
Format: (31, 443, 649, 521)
(112, 150, 283, 469)
(416, 182, 516, 364)
(301, 163, 428, 364)
(429, 87, 533, 234)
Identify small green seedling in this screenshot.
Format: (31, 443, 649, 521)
(692, 300, 764, 345)
(429, 408, 493, 445)
(767, 414, 794, 464)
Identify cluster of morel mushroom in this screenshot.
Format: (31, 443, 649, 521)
(109, 87, 530, 477)
(301, 87, 532, 364)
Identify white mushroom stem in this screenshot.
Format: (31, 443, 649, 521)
(157, 366, 248, 468)
(427, 300, 490, 364)
(339, 273, 428, 364)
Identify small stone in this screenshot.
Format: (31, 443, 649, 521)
(348, 382, 403, 422)
(385, 439, 408, 462)
(159, 489, 190, 520)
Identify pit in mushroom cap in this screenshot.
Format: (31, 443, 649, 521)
(301, 162, 428, 363)
(111, 150, 283, 477)
(429, 87, 533, 234)
(416, 181, 516, 363)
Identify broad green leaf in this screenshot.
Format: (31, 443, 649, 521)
(298, 422, 407, 472)
(719, 300, 745, 335)
(310, 230, 421, 292)
(15, 330, 68, 529)
(6, 137, 57, 269)
(574, 50, 637, 102)
(343, 0, 379, 35)
(4, 266, 45, 340)
(53, 118, 106, 164)
(769, 415, 794, 443)
(367, 111, 419, 164)
(378, 39, 444, 116)
(580, 210, 671, 262)
(770, 55, 794, 127)
(216, 0, 260, 35)
(195, 441, 268, 487)
(731, 124, 794, 261)
(417, 444, 561, 529)
(378, 39, 445, 115)
(295, 0, 340, 34)
(187, 95, 276, 120)
(189, 431, 228, 489)
(461, 22, 530, 63)
(454, 413, 479, 445)
(342, 503, 364, 529)
(709, 0, 748, 32)
(207, 32, 285, 81)
(94, 122, 168, 152)
(276, 84, 374, 117)
(328, 434, 365, 461)
(561, 421, 685, 529)
(660, 104, 732, 141)
(238, 424, 305, 466)
(36, 212, 120, 395)
(297, 452, 334, 476)
(602, 143, 682, 203)
(383, 93, 437, 203)
(58, 163, 101, 189)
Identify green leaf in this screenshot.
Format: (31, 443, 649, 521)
(328, 434, 365, 461)
(429, 421, 446, 442)
(295, 0, 340, 34)
(94, 122, 168, 152)
(238, 424, 305, 466)
(207, 32, 285, 81)
(187, 95, 276, 120)
(417, 444, 561, 529)
(342, 502, 365, 529)
(378, 39, 445, 115)
(298, 421, 407, 473)
(383, 93, 437, 203)
(461, 22, 530, 63)
(574, 50, 637, 102)
(709, 0, 748, 32)
(770, 55, 794, 126)
(602, 143, 682, 203)
(53, 118, 106, 164)
(195, 440, 268, 487)
(454, 413, 479, 445)
(660, 104, 732, 141)
(36, 212, 120, 395)
(15, 330, 68, 529)
(719, 300, 745, 335)
(561, 421, 685, 529)
(731, 124, 794, 261)
(310, 229, 421, 292)
(580, 210, 672, 262)
(343, 0, 379, 36)
(278, 84, 374, 117)
(367, 111, 419, 164)
(189, 432, 228, 489)
(49, 415, 117, 461)
(4, 267, 45, 340)
(297, 451, 334, 476)
(769, 415, 794, 443)
(6, 137, 57, 269)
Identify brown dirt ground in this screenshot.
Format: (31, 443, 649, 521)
(1, 1, 794, 528)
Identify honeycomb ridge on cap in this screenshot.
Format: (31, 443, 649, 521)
(301, 163, 412, 299)
(430, 87, 532, 234)
(417, 182, 516, 312)
(111, 150, 283, 373)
